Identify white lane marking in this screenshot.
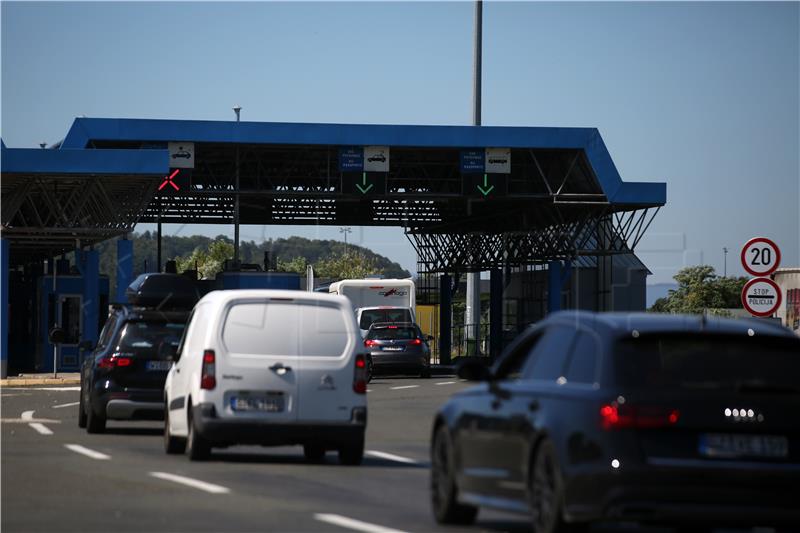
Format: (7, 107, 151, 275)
(389, 385, 419, 390)
(365, 450, 418, 465)
(2, 387, 81, 391)
(314, 513, 409, 533)
(435, 381, 456, 385)
(21, 410, 35, 420)
(53, 401, 80, 409)
(149, 472, 230, 494)
(64, 444, 110, 460)
(29, 423, 54, 435)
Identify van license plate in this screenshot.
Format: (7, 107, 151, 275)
(699, 433, 788, 459)
(146, 360, 171, 371)
(231, 394, 284, 413)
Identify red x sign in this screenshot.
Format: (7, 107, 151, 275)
(159, 169, 180, 191)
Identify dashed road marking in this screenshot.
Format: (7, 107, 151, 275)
(365, 450, 418, 465)
(64, 444, 110, 460)
(53, 401, 80, 409)
(314, 513, 409, 533)
(149, 472, 231, 494)
(389, 385, 419, 390)
(29, 423, 54, 435)
(21, 410, 35, 420)
(435, 381, 456, 386)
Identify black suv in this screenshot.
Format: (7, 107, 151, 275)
(364, 322, 432, 379)
(79, 273, 198, 433)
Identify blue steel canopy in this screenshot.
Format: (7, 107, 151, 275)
(2, 117, 666, 270)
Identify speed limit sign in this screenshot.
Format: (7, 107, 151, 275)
(741, 237, 781, 277)
(741, 277, 782, 317)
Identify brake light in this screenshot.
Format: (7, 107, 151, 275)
(201, 349, 216, 390)
(97, 354, 132, 368)
(364, 339, 377, 348)
(353, 354, 367, 394)
(410, 338, 422, 345)
(387, 326, 398, 329)
(600, 403, 680, 430)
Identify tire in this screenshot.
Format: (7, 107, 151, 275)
(304, 443, 326, 463)
(164, 402, 186, 454)
(85, 397, 106, 434)
(529, 440, 581, 533)
(430, 425, 478, 525)
(185, 407, 211, 461)
(77, 382, 87, 429)
(338, 434, 364, 466)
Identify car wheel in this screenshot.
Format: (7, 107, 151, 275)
(304, 443, 326, 463)
(529, 440, 579, 533)
(164, 402, 186, 454)
(430, 425, 478, 524)
(185, 408, 211, 461)
(85, 396, 106, 434)
(338, 434, 364, 466)
(77, 382, 87, 429)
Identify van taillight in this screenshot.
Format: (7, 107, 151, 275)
(201, 350, 216, 390)
(353, 354, 367, 394)
(600, 403, 680, 430)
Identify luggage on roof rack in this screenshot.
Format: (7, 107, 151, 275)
(126, 273, 200, 309)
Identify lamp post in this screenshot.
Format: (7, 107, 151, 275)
(233, 105, 241, 267)
(339, 227, 352, 256)
(723, 247, 728, 277)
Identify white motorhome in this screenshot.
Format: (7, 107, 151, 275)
(328, 279, 416, 336)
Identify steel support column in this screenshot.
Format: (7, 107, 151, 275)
(548, 260, 563, 313)
(1, 239, 9, 378)
(80, 249, 100, 350)
(439, 274, 452, 366)
(489, 268, 503, 361)
(116, 238, 133, 303)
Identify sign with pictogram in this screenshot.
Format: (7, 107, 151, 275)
(741, 277, 782, 317)
(485, 148, 511, 174)
(159, 169, 181, 192)
(364, 146, 390, 172)
(741, 237, 781, 277)
(168, 142, 195, 169)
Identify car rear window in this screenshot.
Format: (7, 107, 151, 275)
(367, 326, 418, 340)
(615, 334, 800, 391)
(359, 309, 412, 330)
(116, 321, 185, 357)
(222, 301, 350, 357)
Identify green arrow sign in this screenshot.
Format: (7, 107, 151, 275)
(356, 172, 374, 194)
(477, 174, 495, 196)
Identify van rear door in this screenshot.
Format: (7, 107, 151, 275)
(295, 301, 361, 422)
(219, 299, 303, 422)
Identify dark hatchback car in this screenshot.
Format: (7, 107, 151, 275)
(79, 273, 197, 433)
(364, 322, 432, 379)
(430, 311, 800, 532)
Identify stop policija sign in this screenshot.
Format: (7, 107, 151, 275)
(741, 237, 781, 277)
(741, 278, 782, 317)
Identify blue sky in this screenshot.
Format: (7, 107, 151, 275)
(2, 1, 798, 283)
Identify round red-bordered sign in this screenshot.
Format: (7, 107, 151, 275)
(741, 277, 782, 317)
(741, 237, 781, 277)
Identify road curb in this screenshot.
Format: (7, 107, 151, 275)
(1, 378, 80, 387)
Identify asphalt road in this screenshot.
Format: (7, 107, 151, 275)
(1, 380, 781, 533)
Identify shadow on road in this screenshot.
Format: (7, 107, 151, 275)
(101, 426, 164, 436)
(207, 450, 428, 469)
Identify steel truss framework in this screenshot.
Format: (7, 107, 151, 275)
(1, 172, 159, 263)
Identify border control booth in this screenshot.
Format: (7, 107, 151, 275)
(0, 119, 666, 377)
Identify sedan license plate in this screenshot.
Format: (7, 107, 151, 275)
(699, 433, 788, 459)
(382, 346, 403, 351)
(230, 393, 284, 413)
(146, 360, 171, 371)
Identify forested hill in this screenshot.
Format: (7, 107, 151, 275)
(96, 232, 411, 284)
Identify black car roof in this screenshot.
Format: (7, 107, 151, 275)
(543, 310, 797, 339)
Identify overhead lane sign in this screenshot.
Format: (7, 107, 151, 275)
(364, 146, 389, 172)
(460, 150, 484, 173)
(485, 148, 511, 174)
(339, 147, 364, 172)
(168, 142, 194, 169)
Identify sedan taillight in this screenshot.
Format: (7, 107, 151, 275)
(364, 339, 377, 348)
(600, 403, 680, 430)
(97, 354, 132, 368)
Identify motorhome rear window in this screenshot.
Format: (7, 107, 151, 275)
(222, 301, 350, 357)
(359, 309, 413, 330)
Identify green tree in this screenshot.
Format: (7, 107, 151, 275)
(175, 239, 234, 280)
(649, 265, 747, 314)
(277, 256, 308, 274)
(315, 251, 384, 279)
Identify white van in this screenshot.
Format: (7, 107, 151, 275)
(163, 290, 368, 463)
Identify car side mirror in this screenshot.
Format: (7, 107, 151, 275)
(456, 357, 492, 382)
(48, 327, 66, 345)
(78, 340, 94, 351)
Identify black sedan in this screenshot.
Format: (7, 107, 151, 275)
(364, 322, 432, 379)
(430, 311, 800, 532)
